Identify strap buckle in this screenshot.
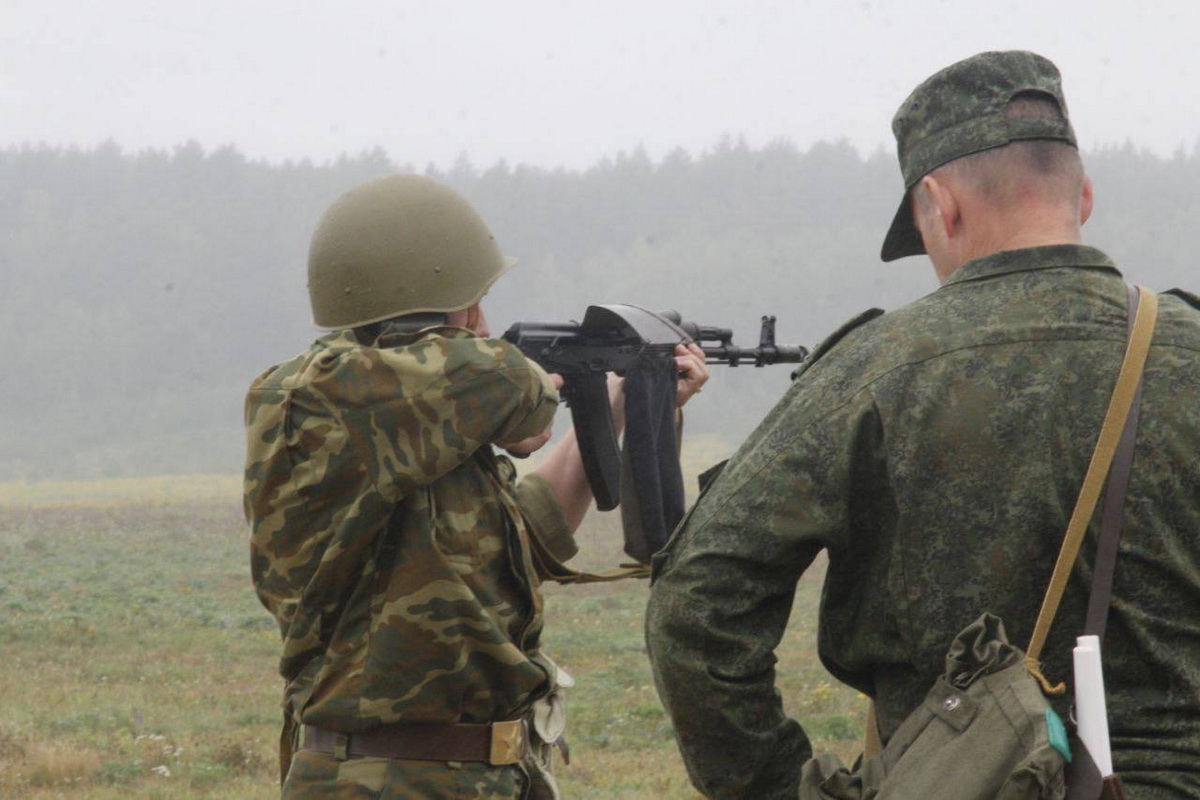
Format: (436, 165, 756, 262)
(488, 719, 528, 766)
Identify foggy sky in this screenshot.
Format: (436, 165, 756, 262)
(5, 0, 1200, 169)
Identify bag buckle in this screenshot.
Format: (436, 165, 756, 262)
(489, 719, 528, 766)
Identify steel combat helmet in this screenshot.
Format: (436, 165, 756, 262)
(307, 174, 513, 329)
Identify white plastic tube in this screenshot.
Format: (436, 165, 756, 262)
(1074, 635, 1113, 776)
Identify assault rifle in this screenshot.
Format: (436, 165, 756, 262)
(502, 304, 808, 515)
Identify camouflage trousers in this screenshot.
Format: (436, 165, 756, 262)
(282, 751, 528, 799)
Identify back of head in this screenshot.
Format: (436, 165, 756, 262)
(928, 92, 1083, 213)
(881, 51, 1081, 262)
(307, 175, 511, 330)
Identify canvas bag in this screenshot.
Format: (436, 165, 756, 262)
(796, 286, 1156, 800)
(799, 613, 1068, 799)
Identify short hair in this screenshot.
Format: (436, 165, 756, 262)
(916, 92, 1084, 210)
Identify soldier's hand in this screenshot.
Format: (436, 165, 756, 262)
(675, 343, 710, 407)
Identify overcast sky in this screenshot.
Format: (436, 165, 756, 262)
(5, 0, 1199, 169)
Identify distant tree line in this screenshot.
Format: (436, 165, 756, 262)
(1, 137, 1197, 480)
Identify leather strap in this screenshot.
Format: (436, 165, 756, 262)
(1062, 287, 1149, 800)
(863, 699, 883, 759)
(1083, 284, 1146, 640)
(1066, 737, 1104, 798)
(865, 286, 1158, 759)
(1070, 736, 1130, 800)
(1025, 286, 1157, 687)
(301, 720, 529, 765)
(1099, 774, 1129, 800)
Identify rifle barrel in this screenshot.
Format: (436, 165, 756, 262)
(701, 344, 809, 366)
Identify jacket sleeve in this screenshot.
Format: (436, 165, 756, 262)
(308, 335, 558, 504)
(644, 383, 879, 799)
(514, 473, 577, 563)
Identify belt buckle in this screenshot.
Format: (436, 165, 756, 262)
(333, 732, 350, 762)
(488, 719, 528, 766)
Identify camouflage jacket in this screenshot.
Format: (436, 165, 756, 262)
(646, 245, 1200, 799)
(245, 326, 574, 734)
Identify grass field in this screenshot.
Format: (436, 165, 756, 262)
(0, 459, 866, 798)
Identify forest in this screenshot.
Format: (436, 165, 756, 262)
(2, 137, 1198, 480)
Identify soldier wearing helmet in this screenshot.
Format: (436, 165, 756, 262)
(245, 174, 708, 798)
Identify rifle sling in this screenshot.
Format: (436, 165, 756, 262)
(526, 520, 650, 583)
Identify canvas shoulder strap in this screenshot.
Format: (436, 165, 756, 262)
(863, 285, 1158, 759)
(1083, 286, 1148, 641)
(1025, 285, 1157, 691)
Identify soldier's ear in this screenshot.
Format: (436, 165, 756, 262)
(464, 303, 490, 337)
(920, 174, 960, 240)
(1079, 174, 1094, 226)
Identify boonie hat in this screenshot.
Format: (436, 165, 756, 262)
(881, 50, 1078, 262)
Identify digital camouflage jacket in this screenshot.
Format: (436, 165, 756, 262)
(245, 326, 574, 742)
(646, 245, 1200, 800)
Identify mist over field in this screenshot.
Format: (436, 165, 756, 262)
(7, 1, 1200, 481)
(2, 140, 1199, 480)
(4, 5, 1200, 796)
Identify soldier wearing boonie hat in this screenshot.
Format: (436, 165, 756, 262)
(646, 50, 1200, 799)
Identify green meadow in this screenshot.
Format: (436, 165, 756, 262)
(0, 456, 865, 798)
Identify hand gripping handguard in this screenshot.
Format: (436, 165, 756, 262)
(503, 304, 807, 561)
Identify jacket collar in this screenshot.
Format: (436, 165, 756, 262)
(943, 244, 1120, 287)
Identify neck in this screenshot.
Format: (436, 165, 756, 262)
(984, 226, 1083, 255)
(939, 207, 1082, 282)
